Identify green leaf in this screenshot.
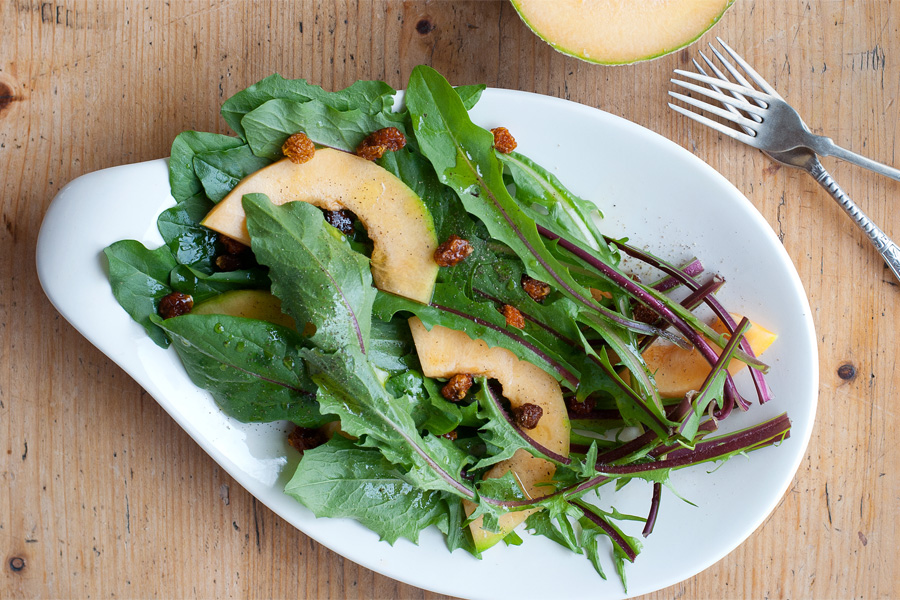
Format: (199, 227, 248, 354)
(285, 436, 448, 545)
(304, 348, 474, 498)
(384, 370, 462, 436)
(524, 497, 583, 553)
(104, 240, 176, 347)
(368, 318, 414, 372)
(153, 313, 327, 425)
(500, 151, 616, 262)
(243, 195, 375, 355)
(454, 84, 486, 110)
(168, 264, 270, 303)
(221, 74, 396, 139)
(438, 496, 480, 557)
(242, 98, 407, 159)
(156, 192, 219, 272)
(193, 145, 272, 202)
(472, 380, 576, 472)
(169, 131, 245, 203)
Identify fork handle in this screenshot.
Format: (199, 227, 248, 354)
(809, 160, 900, 283)
(812, 136, 900, 183)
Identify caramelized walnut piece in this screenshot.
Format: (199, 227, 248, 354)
(216, 254, 255, 272)
(355, 127, 406, 161)
(324, 209, 356, 235)
(441, 373, 474, 402)
(565, 396, 596, 419)
(287, 426, 327, 454)
(216, 233, 256, 271)
(441, 430, 458, 441)
(632, 303, 659, 324)
(501, 304, 525, 329)
(282, 132, 316, 164)
(514, 403, 543, 430)
(490, 127, 517, 154)
(433, 234, 474, 267)
(158, 292, 193, 319)
(521, 275, 551, 303)
(219, 234, 250, 255)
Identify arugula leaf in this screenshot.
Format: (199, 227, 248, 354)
(454, 84, 486, 110)
(384, 369, 462, 436)
(242, 99, 407, 159)
(304, 347, 474, 499)
(156, 192, 219, 272)
(243, 194, 375, 355)
(285, 436, 449, 545)
(153, 313, 328, 425)
(168, 264, 270, 303)
(193, 144, 272, 202)
(524, 497, 583, 553)
(104, 240, 176, 347)
(368, 318, 414, 372)
(169, 131, 245, 203)
(221, 74, 396, 139)
(472, 380, 575, 471)
(500, 151, 616, 262)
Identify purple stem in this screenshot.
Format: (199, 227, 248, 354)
(638, 275, 725, 353)
(430, 302, 580, 388)
(651, 258, 704, 292)
(482, 413, 790, 509)
(642, 483, 662, 537)
(606, 237, 773, 406)
(540, 225, 746, 414)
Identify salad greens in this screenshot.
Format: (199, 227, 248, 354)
(104, 65, 790, 589)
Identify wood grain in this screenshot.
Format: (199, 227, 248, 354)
(2, 0, 898, 597)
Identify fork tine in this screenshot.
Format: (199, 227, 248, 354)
(667, 103, 759, 146)
(668, 91, 762, 131)
(697, 51, 763, 125)
(706, 45, 772, 108)
(670, 78, 767, 117)
(714, 37, 785, 100)
(671, 70, 773, 104)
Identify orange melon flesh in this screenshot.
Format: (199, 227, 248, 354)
(643, 314, 777, 398)
(511, 0, 734, 65)
(201, 148, 439, 304)
(408, 317, 570, 551)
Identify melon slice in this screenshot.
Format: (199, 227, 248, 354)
(408, 317, 570, 551)
(191, 290, 296, 329)
(201, 148, 439, 304)
(510, 0, 734, 65)
(643, 314, 777, 398)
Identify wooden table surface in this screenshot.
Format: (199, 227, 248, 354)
(2, 1, 898, 598)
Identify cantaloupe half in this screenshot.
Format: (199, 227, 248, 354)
(408, 317, 570, 551)
(201, 148, 439, 304)
(643, 313, 776, 397)
(510, 0, 735, 65)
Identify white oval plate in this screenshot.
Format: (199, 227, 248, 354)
(36, 89, 817, 599)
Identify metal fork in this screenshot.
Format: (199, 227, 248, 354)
(668, 38, 900, 284)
